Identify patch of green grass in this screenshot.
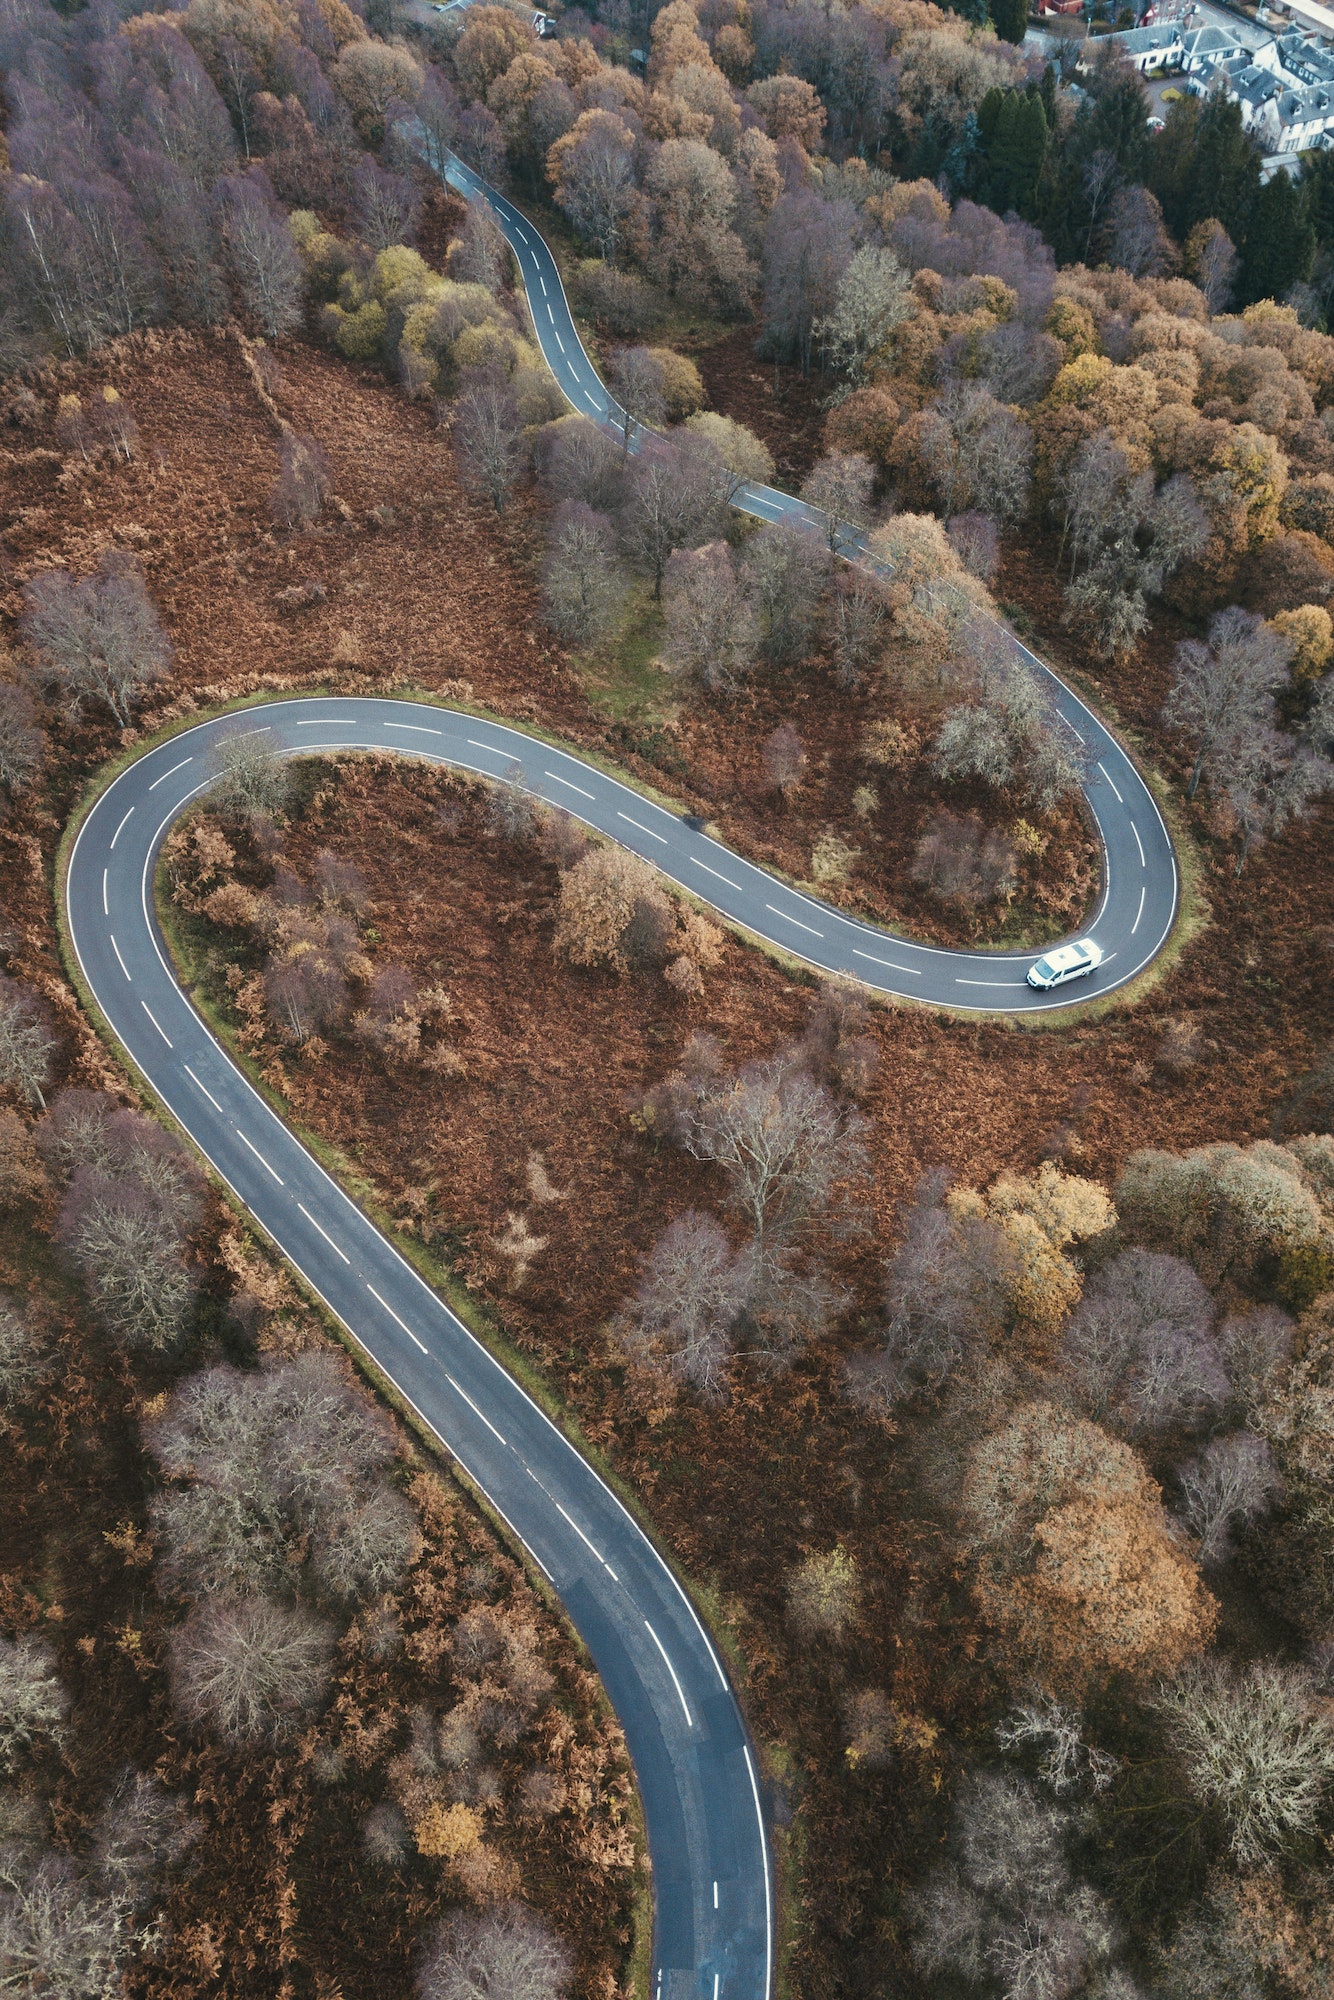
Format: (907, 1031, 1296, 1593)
(574, 582, 675, 726)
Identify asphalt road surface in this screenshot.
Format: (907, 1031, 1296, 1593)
(63, 140, 1180, 2000)
(431, 149, 1179, 1010)
(66, 705, 773, 2000)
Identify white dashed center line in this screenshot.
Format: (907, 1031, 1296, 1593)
(184, 1064, 223, 1113)
(148, 756, 193, 790)
(141, 1002, 172, 1046)
(444, 1372, 508, 1445)
(110, 806, 134, 848)
(853, 947, 921, 976)
(297, 1200, 352, 1265)
(110, 935, 132, 981)
(618, 810, 668, 844)
(765, 904, 823, 938)
(367, 1283, 428, 1354)
(237, 1127, 283, 1183)
(1131, 885, 1146, 935)
(644, 1620, 693, 1728)
(545, 770, 595, 800)
(691, 857, 743, 892)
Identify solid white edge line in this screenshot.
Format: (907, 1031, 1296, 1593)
(367, 1282, 429, 1353)
(644, 1619, 694, 1729)
(743, 1745, 774, 2000)
(148, 756, 193, 790)
(445, 1370, 507, 1447)
(236, 1126, 283, 1184)
(183, 1063, 223, 1114)
(110, 934, 132, 981)
(297, 1199, 352, 1265)
(140, 1001, 172, 1046)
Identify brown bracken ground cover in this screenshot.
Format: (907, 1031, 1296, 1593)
(2, 325, 1332, 1997)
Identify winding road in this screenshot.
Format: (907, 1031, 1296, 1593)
(430, 148, 1180, 1009)
(62, 146, 1181, 2000)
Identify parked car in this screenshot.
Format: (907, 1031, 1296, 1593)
(1026, 939, 1105, 990)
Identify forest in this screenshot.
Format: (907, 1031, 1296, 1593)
(0, 0, 1333, 1994)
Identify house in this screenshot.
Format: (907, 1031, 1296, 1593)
(1255, 79, 1334, 148)
(1178, 24, 1250, 68)
(1099, 21, 1186, 70)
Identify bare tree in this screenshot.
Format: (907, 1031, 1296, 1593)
(1177, 1431, 1282, 1568)
(912, 814, 1017, 907)
(449, 197, 508, 291)
(800, 452, 874, 552)
(613, 1210, 750, 1401)
(917, 384, 1033, 525)
(662, 541, 757, 692)
(0, 1634, 66, 1769)
(0, 979, 57, 1111)
(351, 157, 421, 251)
(1164, 607, 1292, 798)
(1105, 184, 1176, 279)
(1152, 1659, 1334, 1866)
(1184, 218, 1238, 312)
(0, 1297, 48, 1408)
(1058, 1248, 1225, 1437)
(212, 732, 291, 825)
(827, 570, 891, 689)
(487, 761, 538, 842)
(948, 512, 1000, 584)
(814, 244, 912, 385)
(608, 345, 666, 455)
(147, 1351, 418, 1603)
(847, 1169, 1012, 1413)
(674, 1056, 867, 1255)
(619, 435, 727, 597)
(0, 1851, 126, 2000)
(996, 1693, 1118, 1798)
(170, 1593, 334, 1747)
(452, 368, 523, 514)
(542, 500, 625, 644)
(0, 684, 43, 805)
(418, 1901, 572, 2000)
(92, 1772, 198, 1910)
(59, 1178, 197, 1352)
(217, 174, 304, 340)
(742, 520, 833, 663)
(52, 1104, 201, 1351)
(1222, 728, 1332, 875)
(537, 416, 626, 514)
(910, 1771, 1118, 2000)
(269, 429, 330, 530)
(22, 551, 171, 726)
(762, 721, 806, 797)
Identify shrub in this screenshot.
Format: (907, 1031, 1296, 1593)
(786, 1548, 861, 1643)
(962, 1401, 1217, 1692)
(551, 847, 673, 973)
